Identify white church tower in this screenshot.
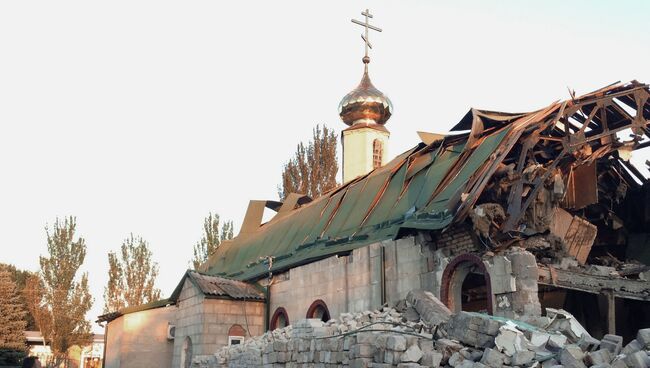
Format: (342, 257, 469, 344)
(338, 9, 393, 183)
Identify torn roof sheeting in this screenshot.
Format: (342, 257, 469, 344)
(205, 81, 650, 282)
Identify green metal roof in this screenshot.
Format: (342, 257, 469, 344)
(205, 124, 513, 281)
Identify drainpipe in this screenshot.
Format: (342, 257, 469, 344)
(380, 245, 386, 305)
(261, 256, 274, 331)
(264, 285, 270, 331)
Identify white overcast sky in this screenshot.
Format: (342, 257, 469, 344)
(1, 1, 649, 331)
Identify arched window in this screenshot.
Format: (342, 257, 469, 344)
(179, 336, 193, 368)
(228, 324, 246, 345)
(372, 139, 383, 169)
(306, 299, 331, 322)
(270, 307, 290, 330)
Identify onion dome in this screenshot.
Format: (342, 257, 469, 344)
(338, 64, 393, 126)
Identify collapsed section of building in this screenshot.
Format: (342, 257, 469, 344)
(201, 80, 650, 341)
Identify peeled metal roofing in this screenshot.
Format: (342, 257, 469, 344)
(205, 126, 510, 281)
(205, 81, 650, 282)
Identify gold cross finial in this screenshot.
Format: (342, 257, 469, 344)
(351, 9, 382, 70)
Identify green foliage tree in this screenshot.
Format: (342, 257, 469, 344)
(32, 216, 93, 366)
(192, 213, 234, 270)
(0, 263, 37, 330)
(278, 124, 338, 200)
(0, 269, 27, 365)
(103, 234, 161, 313)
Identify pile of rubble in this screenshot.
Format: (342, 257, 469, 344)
(192, 290, 650, 367)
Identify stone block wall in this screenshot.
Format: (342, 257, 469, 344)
(173, 279, 206, 367)
(269, 244, 381, 326)
(173, 279, 266, 367)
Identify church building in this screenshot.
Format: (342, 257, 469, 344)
(98, 10, 650, 368)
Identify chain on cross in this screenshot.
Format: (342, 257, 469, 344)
(351, 9, 382, 65)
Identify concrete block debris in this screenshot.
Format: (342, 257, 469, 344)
(189, 293, 650, 368)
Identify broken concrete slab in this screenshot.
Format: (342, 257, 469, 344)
(559, 344, 587, 368)
(406, 289, 452, 326)
(479, 348, 506, 368)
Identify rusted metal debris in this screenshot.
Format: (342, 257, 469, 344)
(458, 80, 650, 286)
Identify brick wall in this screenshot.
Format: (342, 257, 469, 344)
(432, 225, 479, 256)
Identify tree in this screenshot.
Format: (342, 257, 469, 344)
(104, 234, 161, 313)
(278, 124, 338, 200)
(0, 263, 37, 330)
(192, 213, 234, 270)
(0, 270, 27, 352)
(31, 216, 93, 366)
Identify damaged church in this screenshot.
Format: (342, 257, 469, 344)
(98, 10, 650, 368)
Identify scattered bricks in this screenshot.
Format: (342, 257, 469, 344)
(623, 339, 644, 355)
(344, 336, 355, 350)
(357, 332, 378, 345)
(456, 361, 475, 368)
(351, 344, 376, 358)
(420, 351, 443, 367)
(374, 348, 386, 363)
(448, 351, 465, 367)
(401, 344, 424, 363)
(577, 334, 601, 352)
(446, 312, 502, 348)
(397, 363, 425, 368)
(273, 340, 287, 352)
(387, 335, 407, 351)
(559, 344, 587, 368)
(435, 338, 463, 364)
(586, 349, 612, 366)
(480, 348, 506, 368)
(638, 328, 650, 349)
(468, 349, 484, 361)
(624, 350, 649, 368)
(540, 358, 559, 367)
(511, 350, 535, 366)
(611, 357, 629, 368)
(406, 289, 452, 327)
(384, 350, 401, 365)
(349, 357, 373, 368)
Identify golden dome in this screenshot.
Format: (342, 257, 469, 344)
(338, 67, 393, 126)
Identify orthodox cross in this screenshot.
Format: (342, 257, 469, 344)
(351, 9, 382, 65)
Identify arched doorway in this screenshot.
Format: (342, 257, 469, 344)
(179, 336, 193, 368)
(440, 254, 493, 314)
(270, 307, 290, 330)
(306, 300, 331, 322)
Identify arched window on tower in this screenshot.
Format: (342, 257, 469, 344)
(372, 139, 383, 169)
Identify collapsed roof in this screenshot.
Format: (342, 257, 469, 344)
(204, 81, 650, 282)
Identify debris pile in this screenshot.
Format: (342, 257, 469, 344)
(191, 290, 650, 367)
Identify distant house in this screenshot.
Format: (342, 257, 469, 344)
(25, 331, 103, 368)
